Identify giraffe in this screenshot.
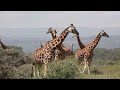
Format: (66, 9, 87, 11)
(32, 24, 79, 78)
(75, 33, 94, 65)
(46, 27, 65, 61)
(75, 30, 109, 74)
(0, 38, 7, 49)
(46, 27, 71, 60)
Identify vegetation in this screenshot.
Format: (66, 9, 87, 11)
(0, 46, 120, 79)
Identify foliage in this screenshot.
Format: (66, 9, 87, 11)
(0, 46, 32, 79)
(46, 59, 78, 79)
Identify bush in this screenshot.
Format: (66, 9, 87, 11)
(8, 64, 32, 79)
(46, 59, 78, 79)
(0, 46, 32, 79)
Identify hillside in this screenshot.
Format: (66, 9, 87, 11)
(0, 27, 120, 53)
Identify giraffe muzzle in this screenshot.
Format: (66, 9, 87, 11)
(72, 34, 78, 38)
(46, 32, 49, 34)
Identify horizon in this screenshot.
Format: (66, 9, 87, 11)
(0, 27, 120, 38)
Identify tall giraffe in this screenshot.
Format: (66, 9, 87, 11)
(75, 33, 94, 65)
(46, 27, 65, 61)
(0, 38, 7, 49)
(32, 24, 79, 78)
(47, 27, 73, 55)
(75, 30, 109, 74)
(46, 27, 72, 60)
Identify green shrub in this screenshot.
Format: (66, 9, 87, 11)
(0, 46, 32, 79)
(46, 59, 78, 79)
(8, 64, 32, 79)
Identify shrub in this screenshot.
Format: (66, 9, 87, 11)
(0, 46, 32, 79)
(8, 64, 32, 79)
(46, 59, 78, 79)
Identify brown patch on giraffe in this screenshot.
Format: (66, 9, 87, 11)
(52, 43, 55, 47)
(54, 42, 58, 45)
(60, 35, 63, 39)
(57, 39, 60, 42)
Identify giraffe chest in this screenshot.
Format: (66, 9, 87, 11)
(75, 49, 92, 60)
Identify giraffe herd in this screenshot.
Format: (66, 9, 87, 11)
(0, 24, 109, 78)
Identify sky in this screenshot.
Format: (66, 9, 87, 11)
(0, 11, 120, 28)
(0, 11, 120, 38)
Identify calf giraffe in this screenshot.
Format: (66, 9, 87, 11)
(32, 24, 79, 78)
(75, 30, 109, 74)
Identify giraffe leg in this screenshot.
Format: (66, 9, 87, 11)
(55, 55, 58, 62)
(55, 55, 57, 61)
(31, 62, 36, 78)
(86, 61, 90, 74)
(81, 58, 87, 74)
(31, 64, 35, 78)
(36, 63, 40, 79)
(87, 58, 92, 74)
(55, 55, 59, 64)
(43, 61, 48, 78)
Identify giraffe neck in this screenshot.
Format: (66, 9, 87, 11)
(0, 41, 7, 49)
(51, 32, 66, 48)
(90, 33, 101, 50)
(48, 28, 69, 49)
(77, 35, 85, 49)
(51, 32, 57, 39)
(57, 28, 69, 44)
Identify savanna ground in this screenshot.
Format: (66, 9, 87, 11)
(0, 46, 120, 79)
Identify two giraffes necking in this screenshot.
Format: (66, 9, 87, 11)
(32, 24, 109, 78)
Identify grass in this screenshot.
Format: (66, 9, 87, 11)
(31, 57, 120, 79)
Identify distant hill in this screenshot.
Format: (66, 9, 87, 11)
(0, 27, 120, 53)
(0, 35, 120, 53)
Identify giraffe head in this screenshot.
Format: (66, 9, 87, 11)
(67, 24, 79, 37)
(100, 30, 109, 38)
(46, 27, 58, 34)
